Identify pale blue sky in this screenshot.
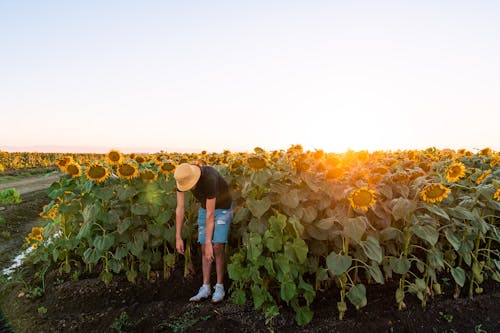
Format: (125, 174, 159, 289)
(1, 1, 499, 153)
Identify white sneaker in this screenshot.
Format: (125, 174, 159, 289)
(189, 284, 211, 302)
(211, 284, 225, 303)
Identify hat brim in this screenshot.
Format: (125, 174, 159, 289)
(176, 165, 201, 191)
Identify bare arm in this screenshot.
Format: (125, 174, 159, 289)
(175, 191, 185, 254)
(204, 198, 216, 261)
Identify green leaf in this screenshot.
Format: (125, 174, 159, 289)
(129, 238, 144, 256)
(306, 225, 329, 240)
(295, 306, 313, 326)
(252, 170, 271, 187)
(251, 285, 268, 309)
(424, 203, 450, 221)
(379, 227, 404, 242)
(231, 289, 247, 305)
(119, 186, 138, 201)
(108, 259, 123, 274)
(292, 238, 308, 264)
(326, 252, 352, 276)
(100, 271, 113, 286)
(131, 203, 148, 215)
(248, 233, 263, 262)
(94, 186, 114, 200)
(269, 213, 287, 234)
(248, 197, 272, 219)
(302, 206, 318, 224)
(233, 207, 250, 225)
(346, 284, 367, 309)
(395, 287, 404, 304)
(444, 229, 461, 251)
(391, 198, 417, 221)
(117, 217, 133, 234)
(446, 206, 474, 221)
(280, 190, 300, 209)
(451, 267, 465, 287)
(315, 217, 336, 231)
(94, 234, 115, 251)
(368, 261, 384, 284)
(264, 231, 282, 252)
(411, 225, 439, 246)
(360, 236, 383, 264)
(126, 269, 137, 283)
(280, 278, 297, 303)
(390, 256, 411, 274)
(83, 248, 101, 264)
(114, 246, 128, 260)
(428, 247, 445, 269)
(147, 224, 164, 238)
(344, 217, 366, 244)
(78, 203, 98, 239)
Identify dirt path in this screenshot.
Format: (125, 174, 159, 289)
(0, 173, 61, 195)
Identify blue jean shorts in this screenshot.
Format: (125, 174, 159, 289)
(197, 208, 232, 244)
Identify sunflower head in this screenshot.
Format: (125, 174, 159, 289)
(494, 188, 500, 201)
(65, 162, 82, 178)
(117, 162, 139, 180)
(105, 150, 123, 165)
(247, 156, 268, 171)
(159, 161, 176, 175)
(140, 170, 158, 182)
(134, 155, 147, 164)
(446, 162, 466, 182)
(85, 163, 110, 182)
(476, 169, 492, 184)
(349, 187, 376, 211)
(479, 148, 492, 156)
(421, 183, 451, 203)
(55, 156, 74, 171)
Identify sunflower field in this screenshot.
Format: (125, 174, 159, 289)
(0, 151, 103, 172)
(25, 147, 500, 325)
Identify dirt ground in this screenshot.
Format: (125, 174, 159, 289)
(1, 190, 499, 333)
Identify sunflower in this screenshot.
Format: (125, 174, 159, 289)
(134, 155, 147, 164)
(479, 148, 492, 156)
(391, 172, 410, 183)
(85, 163, 110, 182)
(247, 156, 268, 171)
(140, 170, 158, 182)
(55, 156, 74, 171)
(154, 154, 167, 165)
(32, 244, 38, 250)
(116, 162, 139, 180)
(159, 161, 176, 175)
(446, 162, 466, 182)
(476, 169, 491, 184)
(105, 150, 123, 165)
(349, 187, 376, 211)
(65, 162, 82, 178)
(373, 166, 389, 175)
(492, 187, 500, 201)
(421, 183, 451, 203)
(31, 227, 44, 236)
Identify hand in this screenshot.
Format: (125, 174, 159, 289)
(176, 237, 184, 255)
(204, 242, 214, 262)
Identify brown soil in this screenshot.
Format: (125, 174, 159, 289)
(1, 191, 499, 333)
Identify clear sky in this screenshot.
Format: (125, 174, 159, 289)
(1, 0, 499, 153)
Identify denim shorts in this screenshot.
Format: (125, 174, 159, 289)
(197, 208, 232, 244)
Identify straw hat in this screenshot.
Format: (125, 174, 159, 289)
(174, 163, 201, 191)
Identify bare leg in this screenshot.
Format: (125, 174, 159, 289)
(201, 244, 212, 285)
(213, 243, 225, 284)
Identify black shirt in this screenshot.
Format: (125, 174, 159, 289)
(189, 166, 232, 209)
